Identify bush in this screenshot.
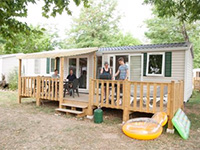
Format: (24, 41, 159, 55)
(8, 67, 18, 90)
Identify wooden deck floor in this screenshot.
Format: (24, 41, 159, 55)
(63, 93, 89, 102)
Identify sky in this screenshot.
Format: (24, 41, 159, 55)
(19, 0, 152, 43)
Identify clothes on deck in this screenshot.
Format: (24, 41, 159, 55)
(67, 74, 77, 81)
(119, 64, 128, 80)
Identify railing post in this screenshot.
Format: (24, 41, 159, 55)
(167, 80, 175, 133)
(18, 59, 22, 103)
(87, 78, 94, 118)
(36, 76, 41, 106)
(122, 80, 130, 123)
(59, 57, 64, 108)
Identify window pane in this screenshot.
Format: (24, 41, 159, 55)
(51, 58, 55, 72)
(69, 58, 76, 75)
(96, 56, 102, 79)
(148, 55, 163, 74)
(34, 59, 41, 74)
(110, 57, 113, 74)
(79, 58, 87, 89)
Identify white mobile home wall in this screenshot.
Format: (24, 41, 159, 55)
(101, 48, 192, 102)
(0, 54, 21, 82)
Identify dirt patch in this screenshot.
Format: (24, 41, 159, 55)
(0, 90, 200, 150)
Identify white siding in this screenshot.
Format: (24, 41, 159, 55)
(130, 55, 142, 81)
(184, 49, 193, 101)
(23, 58, 47, 76)
(143, 50, 185, 82)
(2, 56, 19, 82)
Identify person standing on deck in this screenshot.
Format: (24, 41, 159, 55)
(51, 69, 60, 78)
(100, 61, 112, 100)
(113, 57, 129, 80)
(113, 57, 129, 105)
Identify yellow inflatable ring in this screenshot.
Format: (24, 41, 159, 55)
(122, 118, 163, 140)
(122, 112, 168, 140)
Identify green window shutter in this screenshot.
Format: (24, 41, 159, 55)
(56, 57, 60, 74)
(165, 52, 172, 77)
(143, 53, 147, 76)
(46, 58, 50, 74)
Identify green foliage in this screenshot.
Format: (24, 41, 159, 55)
(113, 32, 141, 46)
(144, 0, 200, 23)
(8, 68, 18, 90)
(145, 15, 200, 68)
(0, 25, 57, 54)
(64, 0, 141, 48)
(0, 0, 88, 40)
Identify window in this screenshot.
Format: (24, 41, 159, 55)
(69, 58, 77, 75)
(46, 58, 60, 74)
(109, 56, 113, 75)
(146, 53, 164, 76)
(34, 59, 41, 74)
(50, 58, 55, 72)
(96, 56, 102, 79)
(79, 58, 87, 89)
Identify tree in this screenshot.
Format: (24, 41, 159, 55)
(64, 0, 141, 48)
(113, 32, 141, 46)
(0, 25, 57, 54)
(145, 15, 200, 68)
(144, 0, 200, 23)
(144, 0, 200, 42)
(0, 0, 89, 40)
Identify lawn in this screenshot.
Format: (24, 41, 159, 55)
(0, 90, 200, 150)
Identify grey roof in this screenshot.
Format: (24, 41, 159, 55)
(98, 42, 190, 52)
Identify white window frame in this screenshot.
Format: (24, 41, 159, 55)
(146, 52, 165, 77)
(67, 55, 89, 90)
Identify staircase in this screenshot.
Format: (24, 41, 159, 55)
(55, 102, 88, 117)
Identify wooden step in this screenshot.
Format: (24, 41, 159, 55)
(61, 103, 87, 109)
(55, 108, 83, 115)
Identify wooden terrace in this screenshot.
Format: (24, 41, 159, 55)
(17, 49, 184, 131)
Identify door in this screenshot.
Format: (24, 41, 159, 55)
(115, 55, 129, 80)
(129, 55, 143, 81)
(68, 57, 88, 89)
(79, 58, 87, 89)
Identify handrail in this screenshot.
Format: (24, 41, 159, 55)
(20, 76, 60, 101)
(88, 79, 184, 124)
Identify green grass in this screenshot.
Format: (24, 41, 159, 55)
(185, 90, 200, 131)
(0, 90, 56, 115)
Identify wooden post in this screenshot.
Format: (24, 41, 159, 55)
(87, 78, 94, 117)
(180, 80, 184, 109)
(167, 81, 175, 133)
(59, 57, 64, 108)
(122, 80, 130, 123)
(36, 76, 41, 106)
(93, 52, 96, 79)
(18, 59, 22, 103)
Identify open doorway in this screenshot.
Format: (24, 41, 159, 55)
(115, 55, 129, 80)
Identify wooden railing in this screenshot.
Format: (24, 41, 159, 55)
(193, 77, 200, 91)
(88, 79, 184, 127)
(20, 76, 60, 101)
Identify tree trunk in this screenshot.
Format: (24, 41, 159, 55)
(181, 22, 190, 42)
